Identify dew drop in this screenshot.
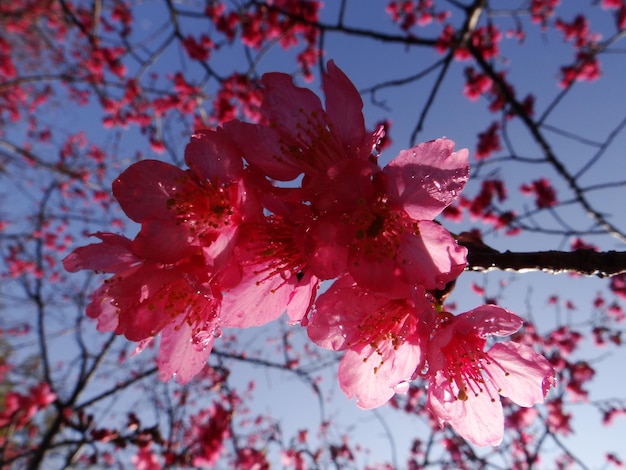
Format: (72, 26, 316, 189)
(280, 269, 292, 280)
(191, 330, 213, 351)
(393, 381, 410, 395)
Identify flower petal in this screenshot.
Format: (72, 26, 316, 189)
(485, 341, 555, 407)
(427, 371, 505, 446)
(185, 128, 243, 183)
(398, 221, 467, 290)
(223, 121, 303, 181)
(62, 233, 138, 273)
(157, 321, 214, 384)
(458, 305, 524, 337)
(322, 61, 366, 152)
(338, 341, 422, 410)
(384, 139, 469, 220)
(112, 160, 189, 223)
(260, 71, 324, 138)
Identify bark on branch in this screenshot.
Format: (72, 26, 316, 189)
(464, 245, 626, 278)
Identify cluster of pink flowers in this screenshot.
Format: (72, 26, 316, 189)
(64, 61, 554, 446)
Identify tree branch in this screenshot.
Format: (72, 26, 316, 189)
(464, 243, 626, 278)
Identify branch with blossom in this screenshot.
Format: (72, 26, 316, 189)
(63, 60, 557, 446)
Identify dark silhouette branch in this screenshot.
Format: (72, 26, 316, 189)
(464, 243, 626, 278)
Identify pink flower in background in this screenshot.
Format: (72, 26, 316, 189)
(307, 276, 436, 409)
(609, 272, 626, 299)
(520, 177, 557, 209)
(425, 305, 555, 446)
(189, 403, 232, 467)
(131, 445, 161, 470)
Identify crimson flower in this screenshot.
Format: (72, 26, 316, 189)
(425, 306, 555, 446)
(63, 132, 252, 384)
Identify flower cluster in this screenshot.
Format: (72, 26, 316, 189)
(64, 61, 554, 446)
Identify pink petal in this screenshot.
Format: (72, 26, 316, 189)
(303, 216, 350, 280)
(184, 128, 243, 183)
(131, 219, 194, 263)
(485, 341, 555, 407)
(303, 157, 377, 213)
(284, 270, 319, 324)
(428, 371, 505, 446)
(220, 263, 310, 328)
(113, 268, 198, 341)
(112, 160, 189, 223)
(307, 279, 389, 351)
(86, 285, 120, 332)
(339, 341, 422, 409)
(202, 223, 238, 269)
(157, 321, 214, 384)
(260, 71, 324, 138)
(384, 139, 469, 220)
(349, 255, 411, 299)
(398, 221, 467, 290)
(62, 233, 138, 273)
(458, 305, 524, 337)
(322, 61, 366, 152)
(223, 121, 303, 181)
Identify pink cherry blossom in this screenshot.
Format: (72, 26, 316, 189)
(425, 305, 555, 446)
(131, 444, 161, 470)
(307, 276, 436, 409)
(217, 62, 469, 296)
(220, 215, 319, 328)
(302, 138, 469, 295)
(189, 403, 232, 467)
(112, 158, 244, 265)
(63, 233, 221, 384)
(222, 60, 380, 182)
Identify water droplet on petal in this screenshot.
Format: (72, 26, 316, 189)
(280, 269, 292, 280)
(191, 330, 213, 351)
(393, 381, 410, 395)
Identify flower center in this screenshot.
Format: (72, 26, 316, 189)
(354, 299, 417, 374)
(436, 320, 510, 402)
(166, 174, 235, 243)
(241, 217, 307, 292)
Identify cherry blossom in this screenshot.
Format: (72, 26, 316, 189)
(307, 276, 436, 409)
(222, 60, 379, 183)
(425, 306, 555, 446)
(520, 178, 558, 208)
(63, 233, 222, 384)
(219, 215, 319, 328)
(219, 61, 469, 296)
